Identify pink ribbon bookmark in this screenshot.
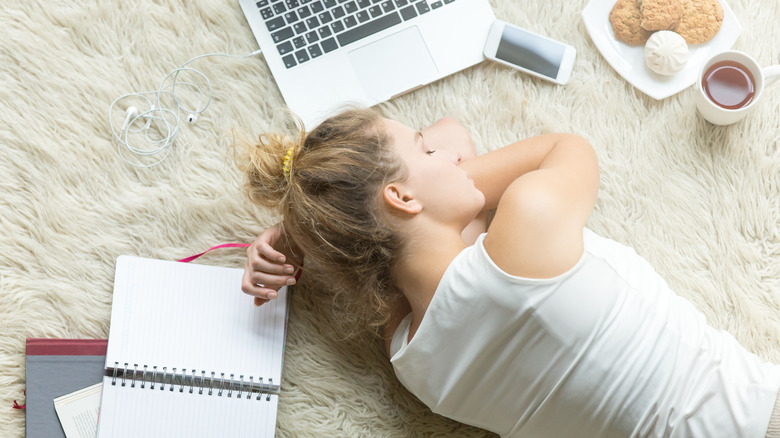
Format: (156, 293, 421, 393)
(178, 243, 251, 263)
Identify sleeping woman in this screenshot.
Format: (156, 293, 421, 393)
(237, 107, 780, 437)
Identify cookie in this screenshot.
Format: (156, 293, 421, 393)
(675, 0, 724, 44)
(640, 0, 684, 31)
(609, 0, 653, 46)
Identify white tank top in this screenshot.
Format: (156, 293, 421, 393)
(390, 229, 780, 437)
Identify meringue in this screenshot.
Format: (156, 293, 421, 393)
(644, 31, 689, 76)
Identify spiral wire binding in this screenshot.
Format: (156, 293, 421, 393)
(108, 49, 263, 168)
(109, 362, 277, 401)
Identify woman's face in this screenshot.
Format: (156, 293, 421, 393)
(381, 118, 485, 228)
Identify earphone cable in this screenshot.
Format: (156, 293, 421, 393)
(108, 49, 263, 168)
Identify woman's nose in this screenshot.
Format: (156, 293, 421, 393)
(452, 151, 463, 165)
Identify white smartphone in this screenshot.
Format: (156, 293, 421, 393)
(483, 20, 576, 85)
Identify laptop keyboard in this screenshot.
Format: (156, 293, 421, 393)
(256, 0, 457, 68)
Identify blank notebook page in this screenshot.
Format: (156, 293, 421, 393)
(98, 375, 278, 438)
(105, 255, 286, 383)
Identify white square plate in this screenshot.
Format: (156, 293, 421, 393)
(582, 0, 741, 100)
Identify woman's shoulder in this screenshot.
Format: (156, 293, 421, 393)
(483, 178, 587, 280)
(384, 241, 481, 358)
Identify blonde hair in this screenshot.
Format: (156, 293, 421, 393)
(239, 107, 406, 339)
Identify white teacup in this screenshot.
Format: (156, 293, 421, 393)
(694, 50, 780, 125)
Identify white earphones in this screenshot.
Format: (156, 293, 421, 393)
(108, 49, 263, 168)
(121, 106, 139, 131)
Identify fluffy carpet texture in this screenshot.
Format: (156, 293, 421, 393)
(2, 0, 779, 436)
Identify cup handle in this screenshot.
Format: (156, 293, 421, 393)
(764, 65, 780, 86)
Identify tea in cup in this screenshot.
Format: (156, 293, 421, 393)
(695, 50, 780, 125)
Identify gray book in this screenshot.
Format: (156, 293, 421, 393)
(25, 338, 107, 438)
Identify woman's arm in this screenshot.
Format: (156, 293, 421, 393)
(468, 134, 599, 279)
(461, 134, 590, 211)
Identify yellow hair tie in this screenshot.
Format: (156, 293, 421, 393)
(282, 147, 294, 177)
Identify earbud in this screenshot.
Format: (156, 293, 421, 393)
(187, 113, 199, 124)
(121, 106, 139, 131)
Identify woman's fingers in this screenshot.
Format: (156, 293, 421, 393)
(254, 235, 287, 264)
(242, 224, 303, 307)
(242, 261, 294, 294)
(249, 251, 295, 276)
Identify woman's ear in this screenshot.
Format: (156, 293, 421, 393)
(383, 183, 422, 215)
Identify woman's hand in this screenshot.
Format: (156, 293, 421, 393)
(241, 224, 302, 306)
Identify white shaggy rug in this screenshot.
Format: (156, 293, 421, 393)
(2, 0, 779, 436)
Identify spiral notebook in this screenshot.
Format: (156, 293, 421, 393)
(96, 256, 289, 438)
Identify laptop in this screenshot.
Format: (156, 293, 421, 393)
(239, 0, 495, 127)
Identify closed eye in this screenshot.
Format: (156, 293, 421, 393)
(417, 131, 435, 155)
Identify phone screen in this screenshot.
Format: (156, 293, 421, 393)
(495, 26, 565, 79)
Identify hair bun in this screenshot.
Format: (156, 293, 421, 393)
(237, 112, 306, 211)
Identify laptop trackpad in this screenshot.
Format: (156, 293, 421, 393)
(348, 26, 438, 101)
